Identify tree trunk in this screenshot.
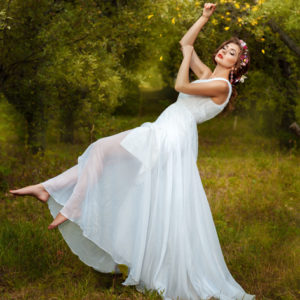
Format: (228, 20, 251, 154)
(277, 57, 298, 149)
(25, 101, 47, 155)
(59, 110, 75, 144)
(267, 19, 300, 57)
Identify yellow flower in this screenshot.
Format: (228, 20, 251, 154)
(226, 12, 230, 15)
(261, 37, 265, 41)
(224, 26, 230, 31)
(147, 14, 154, 19)
(245, 3, 250, 9)
(159, 33, 162, 37)
(220, 15, 224, 19)
(171, 17, 175, 24)
(234, 3, 240, 9)
(211, 18, 218, 25)
(195, 1, 200, 6)
(176, 6, 180, 11)
(261, 49, 265, 54)
(226, 17, 231, 21)
(252, 5, 258, 11)
(160, 56, 163, 61)
(251, 19, 258, 26)
(238, 23, 242, 27)
(178, 13, 182, 18)
(220, 0, 226, 3)
(237, 17, 242, 23)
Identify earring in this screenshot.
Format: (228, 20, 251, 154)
(230, 69, 234, 83)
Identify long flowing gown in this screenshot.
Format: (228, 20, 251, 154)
(41, 77, 256, 300)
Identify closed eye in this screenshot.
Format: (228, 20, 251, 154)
(222, 45, 236, 56)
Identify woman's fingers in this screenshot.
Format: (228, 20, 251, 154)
(205, 3, 217, 8)
(204, 3, 217, 13)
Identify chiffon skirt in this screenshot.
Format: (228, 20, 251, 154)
(41, 101, 255, 300)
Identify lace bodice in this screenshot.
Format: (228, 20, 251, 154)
(175, 77, 232, 124)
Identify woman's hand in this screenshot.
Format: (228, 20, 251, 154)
(202, 2, 217, 18)
(181, 45, 194, 58)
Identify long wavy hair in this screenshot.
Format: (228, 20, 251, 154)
(212, 36, 250, 112)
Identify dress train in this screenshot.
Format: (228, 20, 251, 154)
(42, 93, 255, 299)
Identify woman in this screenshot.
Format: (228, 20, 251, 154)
(10, 3, 254, 300)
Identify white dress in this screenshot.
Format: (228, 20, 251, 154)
(42, 77, 255, 300)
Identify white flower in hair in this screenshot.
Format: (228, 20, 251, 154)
(239, 75, 247, 83)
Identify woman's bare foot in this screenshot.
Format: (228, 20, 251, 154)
(9, 183, 50, 203)
(48, 212, 68, 230)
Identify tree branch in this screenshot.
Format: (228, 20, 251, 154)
(267, 18, 300, 57)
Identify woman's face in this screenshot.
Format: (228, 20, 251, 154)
(215, 42, 241, 69)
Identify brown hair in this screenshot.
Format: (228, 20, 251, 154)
(212, 36, 250, 112)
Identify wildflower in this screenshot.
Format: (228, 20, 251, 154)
(226, 12, 230, 15)
(147, 14, 154, 19)
(237, 17, 243, 23)
(234, 3, 240, 9)
(224, 26, 230, 31)
(261, 49, 265, 54)
(160, 56, 163, 61)
(171, 17, 175, 24)
(226, 17, 231, 22)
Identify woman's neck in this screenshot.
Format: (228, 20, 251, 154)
(209, 65, 230, 80)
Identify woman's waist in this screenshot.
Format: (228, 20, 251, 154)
(153, 101, 197, 130)
(173, 100, 199, 123)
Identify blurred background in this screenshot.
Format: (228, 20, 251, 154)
(0, 0, 299, 299)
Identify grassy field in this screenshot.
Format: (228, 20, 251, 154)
(0, 100, 299, 299)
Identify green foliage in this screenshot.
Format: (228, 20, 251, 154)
(0, 0, 299, 151)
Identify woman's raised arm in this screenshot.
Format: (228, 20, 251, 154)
(179, 15, 209, 47)
(179, 3, 217, 78)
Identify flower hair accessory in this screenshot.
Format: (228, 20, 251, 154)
(239, 39, 249, 68)
(231, 39, 249, 84)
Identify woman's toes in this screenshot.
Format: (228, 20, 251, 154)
(48, 213, 68, 230)
(9, 186, 34, 196)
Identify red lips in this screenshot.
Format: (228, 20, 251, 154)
(218, 53, 223, 59)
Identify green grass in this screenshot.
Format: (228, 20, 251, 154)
(0, 108, 299, 299)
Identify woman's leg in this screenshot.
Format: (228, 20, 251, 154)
(48, 129, 133, 229)
(41, 164, 79, 196)
(9, 162, 79, 203)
